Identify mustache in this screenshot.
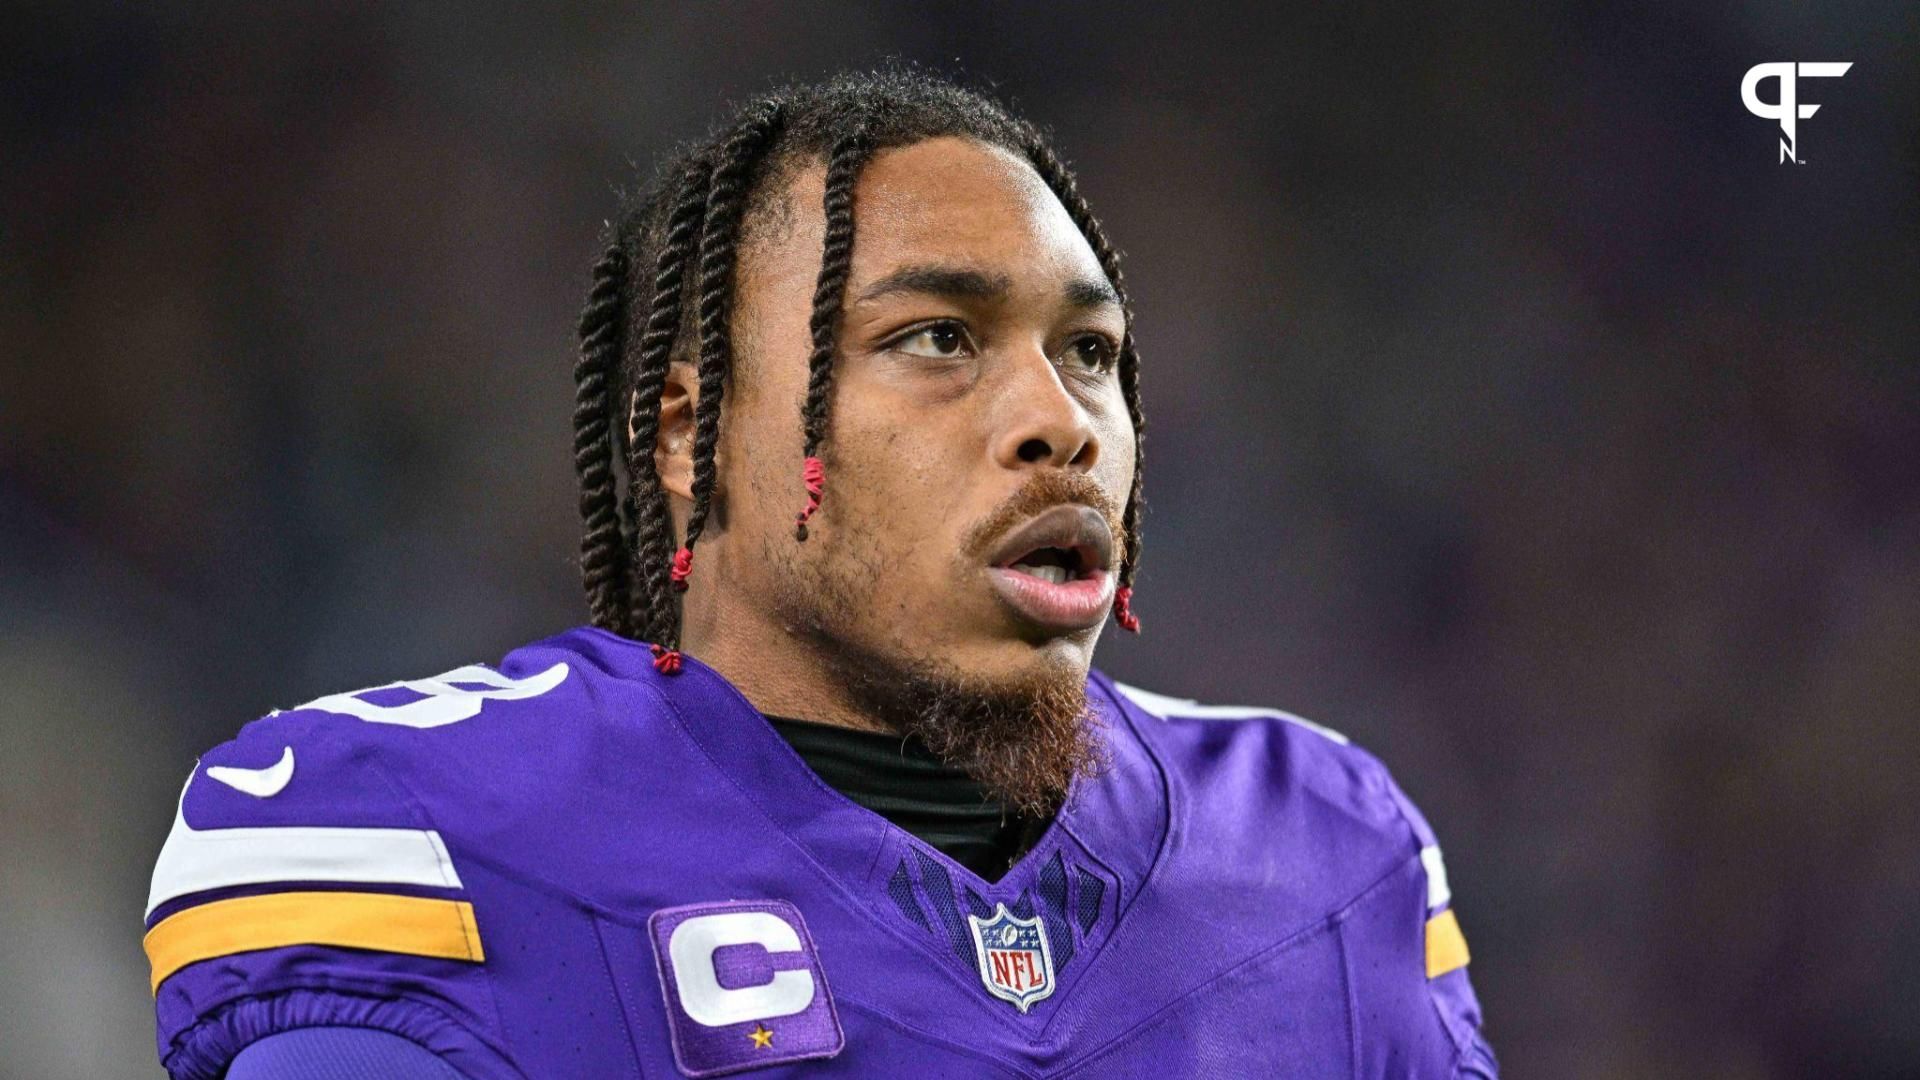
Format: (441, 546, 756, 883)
(961, 471, 1126, 564)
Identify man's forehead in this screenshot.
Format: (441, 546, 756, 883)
(754, 137, 1102, 288)
(852, 138, 1056, 229)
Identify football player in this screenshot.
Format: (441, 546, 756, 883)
(145, 69, 1497, 1078)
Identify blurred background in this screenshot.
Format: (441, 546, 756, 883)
(3, 3, 1917, 1076)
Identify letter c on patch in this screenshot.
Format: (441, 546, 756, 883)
(667, 911, 815, 1027)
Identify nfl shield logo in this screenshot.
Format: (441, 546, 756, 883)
(967, 903, 1055, 1013)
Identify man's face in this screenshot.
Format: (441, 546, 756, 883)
(672, 135, 1133, 713)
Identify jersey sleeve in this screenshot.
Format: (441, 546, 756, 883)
(1370, 759, 1500, 1078)
(226, 1027, 474, 1080)
(144, 706, 520, 1080)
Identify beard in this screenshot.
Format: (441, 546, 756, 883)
(809, 631, 1104, 817)
(765, 472, 1120, 816)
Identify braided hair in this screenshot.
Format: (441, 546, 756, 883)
(571, 69, 1146, 671)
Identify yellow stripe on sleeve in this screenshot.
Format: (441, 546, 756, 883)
(145, 890, 485, 994)
(1424, 908, 1470, 978)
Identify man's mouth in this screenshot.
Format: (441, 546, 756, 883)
(983, 504, 1118, 632)
(1004, 545, 1087, 585)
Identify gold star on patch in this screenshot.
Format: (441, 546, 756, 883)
(748, 1024, 774, 1049)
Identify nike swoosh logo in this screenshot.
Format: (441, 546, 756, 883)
(205, 746, 295, 797)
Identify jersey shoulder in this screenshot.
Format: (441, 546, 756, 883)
(1100, 675, 1496, 1075)
(155, 625, 667, 842)
(144, 628, 658, 1080)
(1104, 677, 1442, 869)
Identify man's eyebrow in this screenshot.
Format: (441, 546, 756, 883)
(855, 265, 1011, 304)
(1064, 276, 1122, 310)
(854, 265, 1123, 314)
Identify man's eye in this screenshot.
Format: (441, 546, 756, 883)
(893, 323, 971, 359)
(1065, 334, 1118, 371)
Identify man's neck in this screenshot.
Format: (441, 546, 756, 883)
(680, 593, 894, 735)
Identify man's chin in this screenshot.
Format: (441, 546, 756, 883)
(818, 632, 1107, 816)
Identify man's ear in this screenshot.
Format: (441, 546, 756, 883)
(649, 362, 698, 501)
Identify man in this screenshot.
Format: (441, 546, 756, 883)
(145, 70, 1496, 1078)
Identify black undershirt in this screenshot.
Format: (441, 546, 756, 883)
(765, 716, 1052, 883)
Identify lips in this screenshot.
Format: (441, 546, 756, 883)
(984, 504, 1118, 632)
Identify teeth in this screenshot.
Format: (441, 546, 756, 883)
(1011, 563, 1071, 585)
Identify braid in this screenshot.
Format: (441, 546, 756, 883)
(1016, 131, 1146, 629)
(573, 243, 631, 636)
(793, 127, 872, 541)
(677, 101, 788, 605)
(624, 158, 715, 647)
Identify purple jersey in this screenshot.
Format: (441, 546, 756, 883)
(145, 627, 1496, 1078)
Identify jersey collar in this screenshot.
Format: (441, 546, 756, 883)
(607, 632, 1170, 1021)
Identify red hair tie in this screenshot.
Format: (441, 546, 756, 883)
(1113, 586, 1141, 633)
(650, 643, 683, 675)
(793, 456, 826, 541)
(669, 546, 693, 591)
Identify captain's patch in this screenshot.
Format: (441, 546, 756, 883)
(649, 899, 844, 1077)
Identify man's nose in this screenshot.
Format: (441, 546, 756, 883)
(989, 345, 1099, 471)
